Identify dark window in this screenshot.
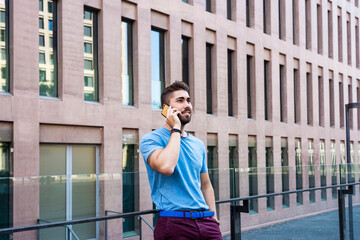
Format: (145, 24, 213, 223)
(317, 4, 323, 54)
(1, 48, 5, 60)
(347, 14, 351, 65)
(294, 68, 300, 123)
(293, 0, 299, 45)
(39, 35, 45, 46)
(247, 55, 254, 118)
(84, 59, 93, 70)
(280, 64, 286, 122)
(320, 141, 327, 201)
(318, 75, 324, 126)
(39, 70, 46, 82)
(39, 17, 44, 29)
(338, 11, 343, 62)
(295, 139, 303, 205)
(84, 10, 92, 20)
(122, 20, 134, 106)
(356, 19, 359, 68)
(39, 0, 43, 11)
(329, 77, 335, 127)
(206, 0, 212, 12)
(84, 76, 93, 87)
(278, 0, 285, 39)
(48, 1, 53, 13)
(264, 60, 271, 121)
(328, 8, 333, 58)
(84, 26, 91, 37)
(227, 0, 232, 20)
(0, 143, 11, 240)
(0, 11, 5, 23)
(206, 43, 213, 114)
(266, 139, 274, 211)
(246, 0, 254, 27)
(339, 80, 344, 128)
(248, 137, 258, 213)
(306, 72, 313, 125)
(228, 50, 234, 116)
(281, 139, 289, 207)
(263, 0, 271, 34)
(39, 52, 46, 64)
(151, 28, 165, 109)
(305, 0, 311, 49)
(182, 36, 190, 86)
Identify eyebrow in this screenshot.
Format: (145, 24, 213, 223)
(176, 97, 191, 101)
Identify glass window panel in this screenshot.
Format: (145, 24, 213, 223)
(39, 0, 43, 11)
(84, 9, 98, 101)
(39, 17, 44, 29)
(181, 36, 190, 86)
(39, 52, 46, 64)
(39, 35, 45, 46)
(0, 11, 5, 23)
(151, 29, 165, 109)
(0, 143, 11, 240)
(84, 26, 91, 37)
(39, 70, 46, 82)
(266, 140, 274, 210)
(320, 140, 327, 201)
(0, 29, 5, 42)
(1, 48, 5, 60)
(84, 42, 92, 54)
(39, 0, 57, 97)
(121, 20, 134, 106)
(206, 43, 213, 114)
(39, 145, 66, 240)
(281, 139, 290, 207)
(308, 141, 315, 203)
(84, 76, 93, 87)
(0, 1, 8, 93)
(248, 137, 258, 213)
(295, 139, 303, 205)
(72, 146, 96, 239)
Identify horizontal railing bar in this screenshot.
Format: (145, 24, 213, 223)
(216, 182, 360, 204)
(0, 209, 157, 234)
(1, 182, 359, 235)
(38, 218, 81, 240)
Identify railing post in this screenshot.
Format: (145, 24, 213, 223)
(105, 211, 107, 240)
(338, 189, 346, 240)
(37, 219, 40, 240)
(138, 216, 142, 240)
(230, 200, 249, 240)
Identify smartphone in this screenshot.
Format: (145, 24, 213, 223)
(161, 104, 170, 118)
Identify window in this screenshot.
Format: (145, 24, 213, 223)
(280, 64, 287, 122)
(47, 1, 53, 13)
(84, 26, 91, 37)
(39, 0, 58, 98)
(320, 140, 326, 201)
(340, 141, 346, 184)
(182, 36, 190, 86)
(357, 80, 360, 130)
(0, 142, 11, 240)
(84, 76, 93, 87)
(205, 0, 212, 12)
(292, 0, 299, 45)
(306, 70, 313, 125)
(348, 79, 353, 129)
(356, 18, 359, 68)
(227, 0, 233, 20)
(278, 0, 285, 39)
(39, 35, 45, 47)
(84, 8, 98, 102)
(39, 145, 100, 240)
(328, 4, 333, 58)
(122, 131, 139, 237)
(39, 17, 44, 29)
(264, 59, 271, 121)
(39, 52, 46, 64)
(318, 71, 324, 127)
(246, 0, 254, 28)
(295, 139, 303, 205)
(328, 73, 334, 127)
(263, 0, 271, 34)
(247, 55, 255, 119)
(39, 70, 46, 82)
(281, 138, 289, 207)
(305, 0, 311, 49)
(0, 0, 8, 93)
(151, 28, 165, 109)
(347, 13, 351, 65)
(182, 0, 189, 2)
(39, 0, 43, 11)
(317, 4, 323, 54)
(207, 134, 219, 215)
(339, 76, 344, 128)
(228, 49, 234, 116)
(330, 141, 337, 199)
(121, 20, 134, 106)
(266, 137, 274, 211)
(294, 68, 300, 123)
(229, 135, 239, 199)
(308, 140, 315, 203)
(248, 136, 258, 213)
(338, 9, 343, 62)
(84, 42, 92, 54)
(206, 43, 213, 114)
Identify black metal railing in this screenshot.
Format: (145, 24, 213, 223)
(1, 181, 359, 240)
(37, 219, 80, 240)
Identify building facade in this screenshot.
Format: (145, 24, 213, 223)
(1, 0, 360, 239)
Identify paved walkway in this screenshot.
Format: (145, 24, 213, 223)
(233, 205, 360, 240)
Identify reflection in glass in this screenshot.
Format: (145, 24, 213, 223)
(39, 0, 57, 97)
(331, 141, 337, 199)
(295, 139, 303, 205)
(151, 29, 165, 109)
(248, 137, 258, 213)
(0, 0, 8, 93)
(340, 142, 346, 184)
(0, 143, 10, 240)
(320, 140, 327, 201)
(84, 9, 98, 101)
(308, 141, 315, 203)
(281, 139, 289, 207)
(229, 137, 239, 199)
(122, 20, 134, 106)
(266, 141, 274, 211)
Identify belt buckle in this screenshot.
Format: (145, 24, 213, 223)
(189, 211, 202, 219)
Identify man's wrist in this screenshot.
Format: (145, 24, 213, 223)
(171, 129, 182, 135)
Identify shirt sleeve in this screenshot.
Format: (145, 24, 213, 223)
(140, 133, 164, 165)
(200, 144, 208, 173)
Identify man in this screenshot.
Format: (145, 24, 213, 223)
(140, 81, 222, 240)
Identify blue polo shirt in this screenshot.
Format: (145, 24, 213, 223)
(140, 127, 209, 211)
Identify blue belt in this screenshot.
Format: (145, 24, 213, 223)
(159, 210, 214, 219)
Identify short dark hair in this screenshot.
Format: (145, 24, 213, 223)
(161, 81, 190, 107)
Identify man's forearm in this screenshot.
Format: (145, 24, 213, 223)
(202, 185, 217, 219)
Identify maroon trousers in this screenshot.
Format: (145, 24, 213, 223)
(154, 217, 223, 240)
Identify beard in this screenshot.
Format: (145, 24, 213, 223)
(179, 110, 192, 125)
